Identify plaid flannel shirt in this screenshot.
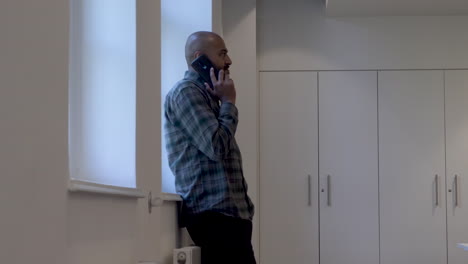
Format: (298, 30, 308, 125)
(164, 71, 254, 221)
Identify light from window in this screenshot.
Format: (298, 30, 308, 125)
(69, 0, 136, 188)
(161, 0, 213, 193)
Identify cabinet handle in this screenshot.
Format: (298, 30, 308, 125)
(327, 175, 331, 207)
(435, 175, 439, 207)
(308, 175, 311, 207)
(455, 175, 460, 207)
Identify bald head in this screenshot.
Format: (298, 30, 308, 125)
(185, 31, 224, 66)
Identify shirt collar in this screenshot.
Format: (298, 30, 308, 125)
(184, 70, 220, 102)
(184, 70, 206, 87)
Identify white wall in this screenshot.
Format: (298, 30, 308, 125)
(67, 194, 139, 264)
(222, 0, 259, 260)
(0, 0, 69, 263)
(212, 0, 224, 36)
(0, 0, 179, 263)
(259, 0, 468, 71)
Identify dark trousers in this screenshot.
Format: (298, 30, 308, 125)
(185, 211, 257, 264)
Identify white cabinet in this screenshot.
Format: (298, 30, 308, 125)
(259, 69, 468, 264)
(259, 72, 319, 264)
(445, 70, 468, 264)
(318, 72, 379, 264)
(379, 71, 446, 264)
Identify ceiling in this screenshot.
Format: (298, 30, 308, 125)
(326, 0, 468, 16)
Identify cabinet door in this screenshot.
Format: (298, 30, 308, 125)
(259, 72, 319, 264)
(319, 71, 379, 264)
(445, 70, 468, 264)
(379, 71, 446, 264)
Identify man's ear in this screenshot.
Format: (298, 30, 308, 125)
(193, 51, 203, 59)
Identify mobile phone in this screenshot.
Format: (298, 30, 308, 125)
(191, 55, 220, 88)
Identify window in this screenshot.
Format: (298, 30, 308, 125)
(69, 0, 136, 188)
(161, 0, 217, 193)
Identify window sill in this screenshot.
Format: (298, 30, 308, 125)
(161, 192, 182, 202)
(68, 179, 146, 198)
(458, 243, 468, 251)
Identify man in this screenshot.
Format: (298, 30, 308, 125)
(164, 31, 256, 264)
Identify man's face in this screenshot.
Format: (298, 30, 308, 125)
(204, 37, 232, 74)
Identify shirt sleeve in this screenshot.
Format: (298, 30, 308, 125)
(171, 85, 239, 161)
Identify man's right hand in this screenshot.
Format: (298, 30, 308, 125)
(205, 67, 236, 104)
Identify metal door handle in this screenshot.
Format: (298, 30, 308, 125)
(435, 175, 439, 207)
(455, 175, 460, 207)
(327, 175, 331, 206)
(308, 175, 311, 207)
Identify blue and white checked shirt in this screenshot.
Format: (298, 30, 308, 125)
(164, 71, 254, 221)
